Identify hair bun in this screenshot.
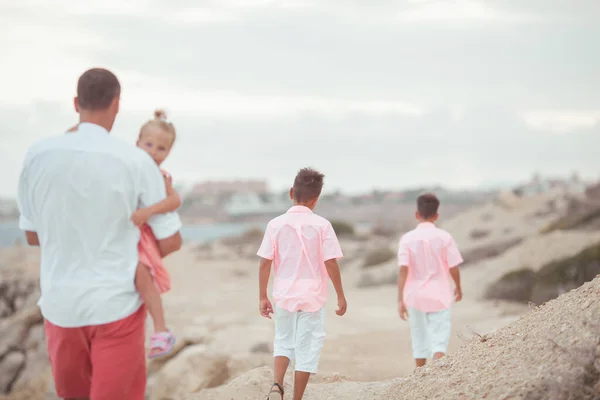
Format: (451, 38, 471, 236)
(154, 109, 168, 121)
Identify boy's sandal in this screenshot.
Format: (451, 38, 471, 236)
(267, 382, 284, 400)
(148, 331, 176, 359)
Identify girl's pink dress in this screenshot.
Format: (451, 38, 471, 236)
(137, 170, 172, 294)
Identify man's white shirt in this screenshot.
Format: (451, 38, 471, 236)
(17, 123, 181, 327)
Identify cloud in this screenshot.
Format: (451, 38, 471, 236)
(396, 0, 532, 24)
(0, 0, 599, 198)
(522, 110, 600, 134)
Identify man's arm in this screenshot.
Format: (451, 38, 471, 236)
(25, 231, 39, 246)
(157, 232, 182, 258)
(17, 156, 39, 247)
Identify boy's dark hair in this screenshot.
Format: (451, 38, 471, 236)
(77, 68, 121, 111)
(417, 193, 440, 219)
(293, 167, 325, 203)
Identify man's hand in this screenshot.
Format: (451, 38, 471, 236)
(259, 297, 273, 319)
(398, 301, 409, 320)
(455, 287, 463, 302)
(131, 208, 153, 227)
(336, 296, 347, 316)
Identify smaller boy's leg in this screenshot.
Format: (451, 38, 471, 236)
(429, 308, 452, 361)
(293, 308, 326, 400)
(407, 308, 430, 368)
(135, 263, 167, 333)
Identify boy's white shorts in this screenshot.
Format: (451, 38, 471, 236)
(408, 307, 451, 359)
(273, 306, 326, 374)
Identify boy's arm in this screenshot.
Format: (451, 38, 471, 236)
(397, 265, 409, 320)
(450, 267, 462, 301)
(258, 258, 274, 319)
(446, 236, 464, 301)
(397, 235, 410, 320)
(257, 226, 275, 319)
(325, 259, 347, 316)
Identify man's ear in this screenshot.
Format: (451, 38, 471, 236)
(112, 96, 120, 114)
(74, 97, 80, 113)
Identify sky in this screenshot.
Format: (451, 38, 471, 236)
(1, 0, 599, 197)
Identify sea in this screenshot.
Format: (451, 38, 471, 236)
(0, 220, 262, 248)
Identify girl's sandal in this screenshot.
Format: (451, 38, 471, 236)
(267, 382, 284, 400)
(148, 331, 176, 359)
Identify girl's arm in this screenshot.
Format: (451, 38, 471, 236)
(131, 175, 181, 227)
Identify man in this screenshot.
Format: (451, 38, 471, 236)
(17, 68, 182, 400)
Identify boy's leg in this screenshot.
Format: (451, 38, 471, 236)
(428, 308, 451, 360)
(294, 308, 326, 400)
(272, 306, 296, 397)
(135, 263, 167, 333)
(407, 308, 430, 367)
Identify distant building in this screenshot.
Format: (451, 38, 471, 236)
(190, 180, 269, 196)
(224, 192, 288, 218)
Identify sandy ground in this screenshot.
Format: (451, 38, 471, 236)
(160, 245, 526, 383)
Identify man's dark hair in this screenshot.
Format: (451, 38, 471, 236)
(417, 193, 440, 219)
(77, 68, 121, 111)
(293, 167, 325, 203)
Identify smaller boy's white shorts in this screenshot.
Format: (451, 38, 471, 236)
(273, 306, 326, 374)
(408, 308, 451, 359)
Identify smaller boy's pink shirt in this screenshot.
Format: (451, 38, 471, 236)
(257, 206, 343, 313)
(398, 222, 463, 313)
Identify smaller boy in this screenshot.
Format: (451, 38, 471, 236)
(257, 167, 347, 400)
(397, 193, 463, 368)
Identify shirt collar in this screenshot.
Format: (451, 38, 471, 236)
(77, 123, 110, 135)
(287, 205, 313, 214)
(417, 222, 436, 229)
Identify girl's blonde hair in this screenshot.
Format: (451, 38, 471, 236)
(139, 109, 176, 145)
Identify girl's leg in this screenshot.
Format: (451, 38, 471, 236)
(135, 263, 167, 333)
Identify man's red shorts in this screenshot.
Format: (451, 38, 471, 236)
(44, 305, 146, 400)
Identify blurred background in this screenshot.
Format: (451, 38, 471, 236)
(0, 1, 599, 399)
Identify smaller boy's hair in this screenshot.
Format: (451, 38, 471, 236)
(417, 193, 440, 219)
(293, 167, 325, 203)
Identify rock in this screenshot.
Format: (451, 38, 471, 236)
(485, 268, 536, 303)
(147, 330, 208, 376)
(250, 342, 272, 354)
(0, 299, 10, 318)
(461, 238, 523, 266)
(0, 351, 25, 392)
(148, 345, 230, 400)
(485, 242, 600, 304)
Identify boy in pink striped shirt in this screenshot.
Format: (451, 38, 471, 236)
(397, 193, 463, 368)
(257, 168, 347, 400)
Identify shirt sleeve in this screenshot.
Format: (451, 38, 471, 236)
(322, 222, 343, 261)
(445, 236, 464, 268)
(138, 154, 182, 240)
(17, 154, 36, 231)
(257, 223, 275, 260)
(397, 235, 410, 266)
